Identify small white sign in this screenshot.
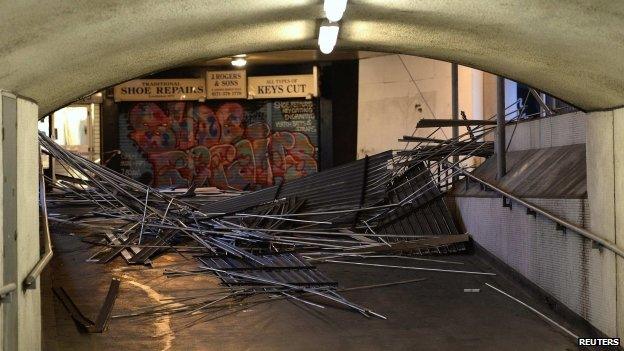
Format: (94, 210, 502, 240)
(206, 70, 247, 99)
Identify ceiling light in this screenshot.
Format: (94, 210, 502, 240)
(324, 0, 348, 22)
(318, 23, 339, 54)
(231, 55, 247, 67)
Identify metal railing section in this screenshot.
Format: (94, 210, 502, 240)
(0, 283, 16, 301)
(447, 162, 624, 259)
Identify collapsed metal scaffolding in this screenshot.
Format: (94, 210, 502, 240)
(41, 109, 505, 329)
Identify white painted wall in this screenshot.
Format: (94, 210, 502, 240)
(585, 108, 624, 338)
(0, 92, 41, 351)
(15, 97, 41, 351)
(357, 55, 490, 159)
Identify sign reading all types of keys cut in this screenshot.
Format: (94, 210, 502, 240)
(247, 68, 318, 99)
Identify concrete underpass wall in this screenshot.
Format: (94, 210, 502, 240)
(453, 111, 620, 336)
(455, 197, 615, 335)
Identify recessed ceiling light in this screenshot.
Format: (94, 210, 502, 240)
(231, 55, 247, 67)
(318, 23, 339, 54)
(324, 0, 348, 22)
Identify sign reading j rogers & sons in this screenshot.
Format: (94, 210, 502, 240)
(114, 79, 206, 102)
(206, 70, 247, 99)
(248, 73, 318, 99)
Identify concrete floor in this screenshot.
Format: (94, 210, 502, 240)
(42, 222, 587, 351)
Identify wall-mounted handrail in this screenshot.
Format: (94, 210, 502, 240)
(446, 161, 624, 259)
(23, 161, 53, 289)
(0, 283, 17, 299)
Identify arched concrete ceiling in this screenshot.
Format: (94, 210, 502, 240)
(1, 0, 623, 115)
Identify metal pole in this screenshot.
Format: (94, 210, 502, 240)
(496, 76, 506, 178)
(451, 63, 459, 139)
(323, 259, 496, 276)
(485, 283, 578, 340)
(547, 94, 557, 111)
(451, 63, 459, 183)
(48, 113, 55, 181)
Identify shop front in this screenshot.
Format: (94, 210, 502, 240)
(112, 69, 321, 190)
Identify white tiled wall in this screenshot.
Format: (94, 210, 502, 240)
(506, 111, 586, 151)
(459, 110, 616, 334)
(455, 197, 616, 336)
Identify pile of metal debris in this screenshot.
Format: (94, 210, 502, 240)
(41, 117, 499, 330)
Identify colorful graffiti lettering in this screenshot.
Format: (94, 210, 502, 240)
(123, 101, 318, 190)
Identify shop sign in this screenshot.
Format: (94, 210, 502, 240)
(247, 72, 318, 99)
(114, 79, 206, 101)
(206, 70, 247, 99)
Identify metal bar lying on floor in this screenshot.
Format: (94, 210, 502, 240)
(52, 287, 95, 332)
(344, 234, 470, 253)
(200, 266, 386, 319)
(91, 278, 121, 333)
(53, 278, 122, 333)
(485, 283, 578, 339)
(322, 260, 496, 276)
(338, 278, 428, 292)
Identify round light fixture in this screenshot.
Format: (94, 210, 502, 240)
(324, 0, 348, 22)
(318, 23, 339, 54)
(231, 55, 247, 67)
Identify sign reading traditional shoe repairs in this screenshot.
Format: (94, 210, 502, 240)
(206, 70, 247, 99)
(114, 79, 206, 101)
(247, 70, 318, 99)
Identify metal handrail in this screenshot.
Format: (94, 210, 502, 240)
(447, 162, 624, 259)
(0, 283, 16, 298)
(23, 161, 53, 289)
